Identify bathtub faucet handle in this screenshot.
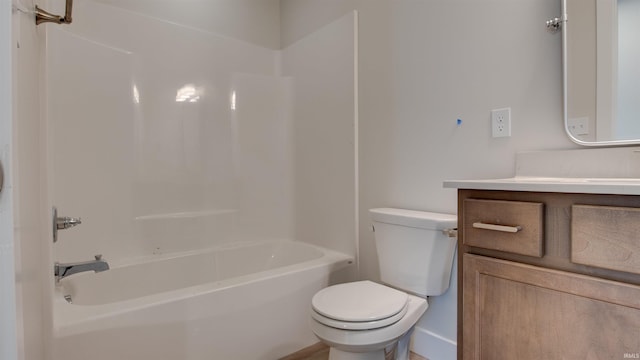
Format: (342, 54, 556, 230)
(52, 206, 83, 243)
(56, 216, 82, 230)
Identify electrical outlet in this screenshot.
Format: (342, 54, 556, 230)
(491, 108, 511, 138)
(567, 117, 589, 135)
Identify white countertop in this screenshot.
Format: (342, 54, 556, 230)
(443, 177, 640, 195)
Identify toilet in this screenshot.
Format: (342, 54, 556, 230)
(310, 208, 457, 360)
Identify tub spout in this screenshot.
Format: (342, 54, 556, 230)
(55, 254, 109, 281)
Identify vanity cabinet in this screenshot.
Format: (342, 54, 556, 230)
(457, 190, 640, 360)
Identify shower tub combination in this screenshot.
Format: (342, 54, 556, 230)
(52, 240, 353, 360)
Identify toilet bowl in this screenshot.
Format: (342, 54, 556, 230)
(310, 281, 428, 360)
(309, 208, 457, 360)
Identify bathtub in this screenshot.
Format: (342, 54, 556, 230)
(52, 240, 354, 360)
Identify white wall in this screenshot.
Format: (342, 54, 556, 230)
(53, 0, 282, 50)
(231, 73, 294, 241)
(281, 1, 577, 359)
(281, 12, 357, 257)
(10, 0, 50, 359)
(1, 1, 18, 359)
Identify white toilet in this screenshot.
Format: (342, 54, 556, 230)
(310, 208, 457, 360)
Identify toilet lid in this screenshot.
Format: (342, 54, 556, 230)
(312, 281, 409, 322)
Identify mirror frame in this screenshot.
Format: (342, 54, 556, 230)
(562, 0, 640, 147)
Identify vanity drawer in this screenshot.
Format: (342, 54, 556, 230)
(572, 204, 640, 275)
(462, 198, 544, 257)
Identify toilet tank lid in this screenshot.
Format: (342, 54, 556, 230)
(369, 208, 457, 230)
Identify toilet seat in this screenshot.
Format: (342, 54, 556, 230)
(311, 281, 409, 330)
(311, 302, 409, 330)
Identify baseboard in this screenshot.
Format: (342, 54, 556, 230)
(411, 326, 457, 360)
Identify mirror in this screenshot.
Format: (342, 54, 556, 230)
(563, 0, 640, 146)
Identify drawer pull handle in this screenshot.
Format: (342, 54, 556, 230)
(473, 222, 522, 233)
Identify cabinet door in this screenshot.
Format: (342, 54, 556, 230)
(463, 254, 640, 360)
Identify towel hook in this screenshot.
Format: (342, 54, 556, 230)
(35, 0, 73, 25)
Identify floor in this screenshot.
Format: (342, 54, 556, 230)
(280, 343, 428, 360)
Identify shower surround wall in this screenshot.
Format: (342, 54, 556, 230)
(48, 1, 356, 264)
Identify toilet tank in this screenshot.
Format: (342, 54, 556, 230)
(370, 208, 457, 297)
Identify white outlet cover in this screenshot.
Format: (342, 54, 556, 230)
(568, 117, 589, 136)
(491, 107, 511, 138)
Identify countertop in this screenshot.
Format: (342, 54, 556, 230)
(443, 177, 640, 195)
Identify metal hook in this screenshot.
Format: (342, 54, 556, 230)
(35, 0, 73, 25)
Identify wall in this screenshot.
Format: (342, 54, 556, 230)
(281, 0, 577, 359)
(1, 1, 18, 359)
(10, 0, 50, 359)
(1, 2, 53, 359)
(51, 0, 282, 50)
(281, 12, 357, 257)
(118, 0, 282, 49)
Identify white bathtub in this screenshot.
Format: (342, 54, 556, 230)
(52, 240, 354, 360)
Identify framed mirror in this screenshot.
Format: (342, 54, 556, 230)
(563, 0, 640, 146)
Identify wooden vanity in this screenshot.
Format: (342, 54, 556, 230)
(449, 184, 640, 360)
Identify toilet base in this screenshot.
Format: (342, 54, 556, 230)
(327, 329, 413, 360)
(328, 348, 386, 360)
